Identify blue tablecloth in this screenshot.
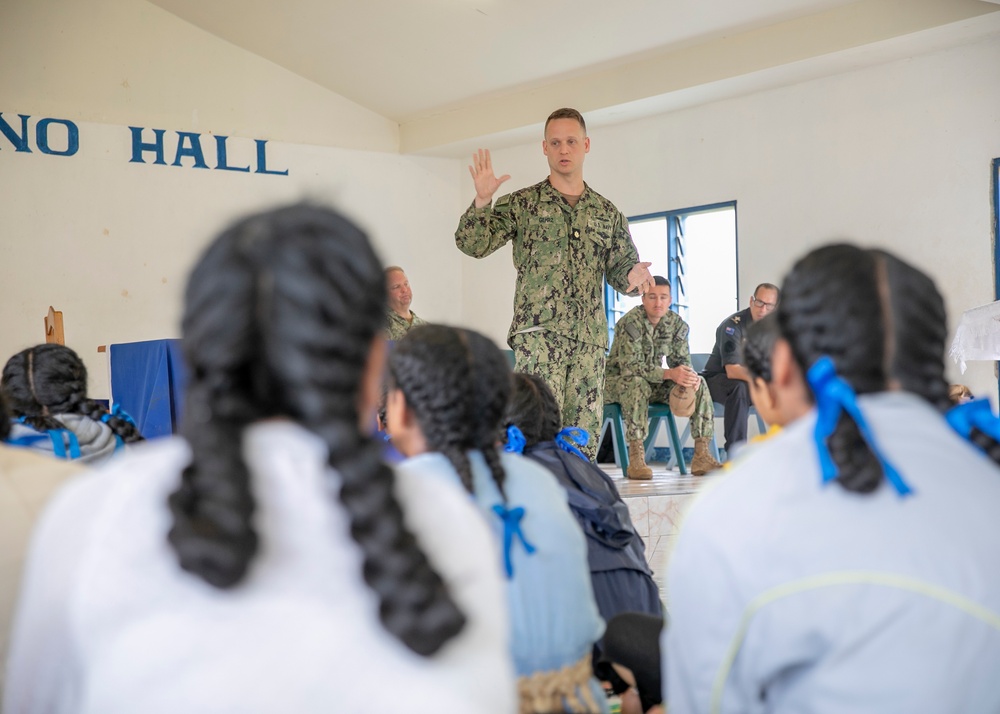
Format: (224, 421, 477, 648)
(109, 339, 187, 439)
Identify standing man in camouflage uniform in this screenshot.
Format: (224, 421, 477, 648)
(605, 276, 722, 478)
(385, 266, 427, 341)
(455, 108, 654, 459)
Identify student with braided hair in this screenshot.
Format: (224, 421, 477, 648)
(503, 372, 660, 623)
(387, 324, 607, 714)
(2, 344, 143, 463)
(665, 244, 1000, 713)
(4, 205, 514, 713)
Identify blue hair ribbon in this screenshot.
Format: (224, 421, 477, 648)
(807, 356, 912, 497)
(555, 426, 590, 462)
(48, 429, 81, 460)
(504, 425, 526, 454)
(101, 403, 136, 426)
(946, 398, 1000, 448)
(491, 504, 536, 578)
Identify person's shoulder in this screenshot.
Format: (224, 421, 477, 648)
(394, 452, 460, 490)
(732, 308, 752, 326)
(584, 187, 627, 219)
(661, 310, 689, 331)
(499, 451, 563, 499)
(31, 438, 191, 555)
(717, 308, 749, 333)
(69, 437, 190, 500)
(393, 457, 488, 533)
(685, 420, 810, 534)
(579, 183, 614, 206)
(0, 444, 88, 516)
(615, 307, 647, 340)
(500, 180, 549, 205)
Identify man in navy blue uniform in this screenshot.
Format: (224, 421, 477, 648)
(701, 283, 779, 452)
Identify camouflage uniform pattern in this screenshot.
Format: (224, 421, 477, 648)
(455, 179, 640, 459)
(604, 306, 715, 442)
(385, 310, 427, 342)
(511, 330, 605, 460)
(455, 179, 639, 348)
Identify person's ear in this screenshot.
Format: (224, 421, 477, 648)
(771, 338, 796, 390)
(386, 386, 427, 457)
(357, 335, 387, 433)
(771, 338, 814, 423)
(752, 377, 776, 413)
(386, 387, 412, 429)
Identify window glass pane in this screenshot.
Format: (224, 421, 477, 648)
(683, 209, 738, 354)
(618, 217, 667, 316)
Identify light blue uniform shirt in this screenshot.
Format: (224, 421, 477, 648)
(398, 450, 605, 694)
(664, 392, 1000, 713)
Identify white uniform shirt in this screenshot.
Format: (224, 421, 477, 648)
(0, 447, 84, 698)
(4, 422, 515, 714)
(665, 392, 1000, 714)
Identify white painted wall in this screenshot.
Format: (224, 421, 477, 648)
(0, 121, 462, 398)
(0, 0, 462, 399)
(459, 35, 1000, 399)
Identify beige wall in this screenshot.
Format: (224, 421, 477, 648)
(0, 0, 466, 399)
(0, 120, 462, 398)
(459, 35, 1000, 399)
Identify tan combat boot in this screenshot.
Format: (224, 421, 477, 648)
(691, 437, 723, 476)
(627, 441, 653, 480)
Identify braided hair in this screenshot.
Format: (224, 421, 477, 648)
(1, 343, 144, 444)
(388, 324, 512, 499)
(776, 243, 999, 493)
(166, 204, 465, 656)
(741, 314, 780, 384)
(504, 372, 562, 448)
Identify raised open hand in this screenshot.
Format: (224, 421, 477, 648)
(469, 149, 511, 208)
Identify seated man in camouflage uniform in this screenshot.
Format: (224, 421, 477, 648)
(604, 276, 721, 478)
(385, 266, 426, 341)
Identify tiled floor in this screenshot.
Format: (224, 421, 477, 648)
(599, 462, 708, 605)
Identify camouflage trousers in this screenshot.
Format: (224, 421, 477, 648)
(604, 374, 715, 443)
(511, 330, 605, 461)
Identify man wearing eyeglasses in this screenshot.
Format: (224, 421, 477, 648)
(702, 283, 780, 453)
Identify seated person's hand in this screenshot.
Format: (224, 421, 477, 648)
(665, 364, 700, 389)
